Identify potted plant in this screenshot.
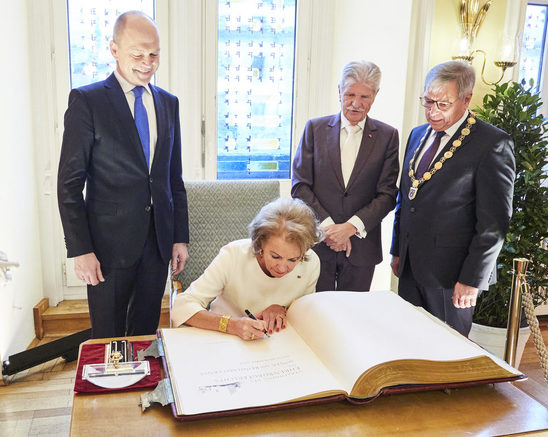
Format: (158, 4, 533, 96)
(470, 80, 548, 364)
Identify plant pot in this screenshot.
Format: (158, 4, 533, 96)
(468, 322, 531, 368)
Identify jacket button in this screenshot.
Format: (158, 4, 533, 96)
(145, 206, 151, 213)
(344, 192, 348, 197)
(410, 207, 416, 213)
(149, 177, 153, 183)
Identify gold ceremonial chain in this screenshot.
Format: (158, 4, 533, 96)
(408, 112, 476, 200)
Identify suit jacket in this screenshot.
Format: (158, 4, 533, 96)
(390, 116, 515, 290)
(291, 113, 399, 266)
(58, 73, 189, 269)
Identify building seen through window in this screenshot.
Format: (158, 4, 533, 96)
(519, 3, 548, 90)
(217, 0, 297, 179)
(66, 0, 297, 180)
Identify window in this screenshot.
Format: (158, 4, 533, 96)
(216, 0, 297, 179)
(66, 0, 300, 180)
(519, 3, 548, 89)
(37, 0, 329, 300)
(67, 0, 155, 88)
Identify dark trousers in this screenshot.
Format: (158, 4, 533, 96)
(315, 245, 375, 292)
(87, 216, 169, 339)
(398, 257, 474, 337)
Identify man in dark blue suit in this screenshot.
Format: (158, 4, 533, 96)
(58, 11, 189, 338)
(390, 61, 515, 336)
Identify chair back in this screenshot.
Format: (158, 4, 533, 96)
(175, 179, 280, 291)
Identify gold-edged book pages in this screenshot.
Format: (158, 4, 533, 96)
(160, 290, 522, 418)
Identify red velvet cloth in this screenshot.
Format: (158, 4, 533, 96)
(74, 340, 161, 394)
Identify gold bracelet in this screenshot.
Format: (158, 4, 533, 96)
(219, 315, 231, 333)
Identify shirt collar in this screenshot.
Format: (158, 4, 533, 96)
(432, 110, 469, 139)
(114, 70, 151, 95)
(341, 113, 366, 132)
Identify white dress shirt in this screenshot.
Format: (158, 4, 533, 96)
(415, 110, 469, 169)
(320, 114, 367, 238)
(114, 70, 158, 170)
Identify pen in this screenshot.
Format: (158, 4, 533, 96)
(244, 309, 270, 337)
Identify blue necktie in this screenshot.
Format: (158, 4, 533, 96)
(416, 130, 445, 179)
(132, 86, 150, 168)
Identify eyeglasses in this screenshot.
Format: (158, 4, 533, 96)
(419, 96, 455, 111)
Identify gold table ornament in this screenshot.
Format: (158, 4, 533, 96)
(110, 351, 123, 369)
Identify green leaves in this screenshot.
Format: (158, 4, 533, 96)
(473, 81, 548, 327)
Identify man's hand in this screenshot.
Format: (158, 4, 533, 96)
(323, 223, 356, 254)
(390, 256, 400, 277)
(171, 243, 189, 275)
(74, 252, 104, 286)
(453, 282, 479, 308)
(343, 240, 352, 257)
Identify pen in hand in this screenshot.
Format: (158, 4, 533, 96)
(244, 309, 270, 337)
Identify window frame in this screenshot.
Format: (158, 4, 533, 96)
(200, 0, 333, 180)
(38, 0, 333, 300)
(516, 0, 548, 114)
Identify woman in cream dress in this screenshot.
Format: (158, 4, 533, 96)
(171, 197, 322, 340)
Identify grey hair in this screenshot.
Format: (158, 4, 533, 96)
(424, 60, 476, 100)
(113, 10, 156, 42)
(248, 197, 322, 260)
(339, 60, 382, 92)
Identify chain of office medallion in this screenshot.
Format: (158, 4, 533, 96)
(408, 112, 476, 200)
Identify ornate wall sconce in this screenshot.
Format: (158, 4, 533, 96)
(451, 0, 519, 85)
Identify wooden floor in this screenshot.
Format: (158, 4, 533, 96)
(1, 318, 547, 437)
(0, 298, 171, 437)
(0, 346, 76, 437)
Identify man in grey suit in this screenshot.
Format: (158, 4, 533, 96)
(58, 11, 189, 338)
(390, 61, 515, 336)
(292, 60, 400, 291)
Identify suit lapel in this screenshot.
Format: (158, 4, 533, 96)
(104, 73, 149, 171)
(150, 85, 164, 172)
(346, 117, 377, 190)
(412, 126, 432, 158)
(401, 125, 429, 193)
(326, 114, 345, 189)
(438, 112, 475, 156)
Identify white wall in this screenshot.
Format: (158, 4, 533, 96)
(0, 0, 45, 359)
(327, 0, 413, 132)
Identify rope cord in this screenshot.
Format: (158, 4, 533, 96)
(521, 279, 548, 383)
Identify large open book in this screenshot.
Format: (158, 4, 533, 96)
(159, 290, 524, 420)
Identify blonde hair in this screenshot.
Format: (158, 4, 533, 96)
(248, 198, 322, 260)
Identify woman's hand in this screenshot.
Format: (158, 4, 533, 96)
(228, 317, 267, 341)
(257, 304, 287, 334)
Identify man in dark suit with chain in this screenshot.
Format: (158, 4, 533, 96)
(292, 60, 399, 292)
(58, 11, 189, 338)
(390, 61, 515, 336)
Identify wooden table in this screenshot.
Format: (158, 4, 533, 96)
(70, 336, 548, 436)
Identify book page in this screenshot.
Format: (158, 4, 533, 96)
(161, 326, 343, 416)
(287, 290, 521, 395)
